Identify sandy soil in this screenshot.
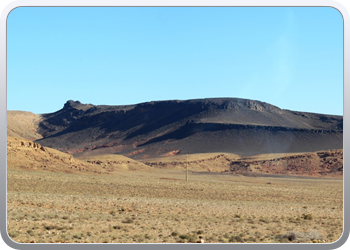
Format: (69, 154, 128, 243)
(7, 111, 43, 140)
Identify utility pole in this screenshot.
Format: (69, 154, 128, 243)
(186, 154, 188, 182)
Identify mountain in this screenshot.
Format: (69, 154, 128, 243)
(8, 98, 343, 159)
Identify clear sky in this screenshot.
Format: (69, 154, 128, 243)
(7, 7, 343, 115)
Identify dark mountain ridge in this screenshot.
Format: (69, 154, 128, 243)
(34, 98, 343, 159)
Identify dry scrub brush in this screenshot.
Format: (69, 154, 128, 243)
(7, 168, 343, 243)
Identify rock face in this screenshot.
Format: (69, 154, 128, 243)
(228, 149, 343, 176)
(140, 150, 343, 177)
(7, 136, 103, 174)
(27, 98, 343, 159)
(7, 136, 150, 174)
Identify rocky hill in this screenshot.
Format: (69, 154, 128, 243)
(7, 111, 43, 140)
(7, 136, 149, 174)
(8, 98, 343, 159)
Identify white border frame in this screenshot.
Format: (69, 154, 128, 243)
(1, 1, 349, 249)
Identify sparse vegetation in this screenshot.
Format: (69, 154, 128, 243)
(7, 163, 343, 243)
(302, 213, 314, 220)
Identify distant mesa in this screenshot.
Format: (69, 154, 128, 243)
(7, 97, 343, 159)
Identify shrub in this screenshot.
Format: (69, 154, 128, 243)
(223, 233, 230, 239)
(122, 218, 134, 224)
(229, 235, 243, 242)
(43, 224, 58, 230)
(8, 231, 19, 238)
(26, 230, 35, 236)
(247, 236, 256, 242)
(259, 217, 270, 223)
(302, 213, 314, 220)
(109, 210, 117, 216)
(188, 235, 198, 243)
(60, 234, 72, 241)
(73, 233, 83, 239)
(179, 234, 190, 240)
(178, 233, 197, 242)
(247, 218, 255, 224)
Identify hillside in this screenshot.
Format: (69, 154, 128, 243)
(7, 134, 342, 177)
(8, 98, 343, 159)
(37, 98, 343, 159)
(7, 111, 43, 140)
(140, 150, 343, 177)
(7, 136, 148, 174)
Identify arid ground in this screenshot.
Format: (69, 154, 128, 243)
(7, 150, 343, 243)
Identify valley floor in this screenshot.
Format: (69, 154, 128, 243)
(7, 168, 343, 244)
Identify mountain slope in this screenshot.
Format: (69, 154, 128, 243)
(7, 111, 43, 140)
(9, 98, 343, 159)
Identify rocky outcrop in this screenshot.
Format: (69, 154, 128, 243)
(7, 136, 109, 174)
(18, 140, 46, 151)
(141, 150, 343, 177)
(9, 98, 342, 159)
(227, 149, 343, 176)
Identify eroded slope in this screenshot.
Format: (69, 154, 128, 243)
(7, 136, 148, 174)
(7, 111, 43, 140)
(141, 150, 343, 177)
(33, 98, 343, 158)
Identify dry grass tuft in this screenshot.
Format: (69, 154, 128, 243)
(7, 166, 343, 243)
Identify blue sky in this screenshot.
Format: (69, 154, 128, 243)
(7, 7, 343, 115)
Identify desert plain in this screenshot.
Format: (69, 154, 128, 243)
(7, 137, 343, 244)
(6, 98, 344, 243)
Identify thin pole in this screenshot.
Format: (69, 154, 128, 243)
(186, 154, 188, 181)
